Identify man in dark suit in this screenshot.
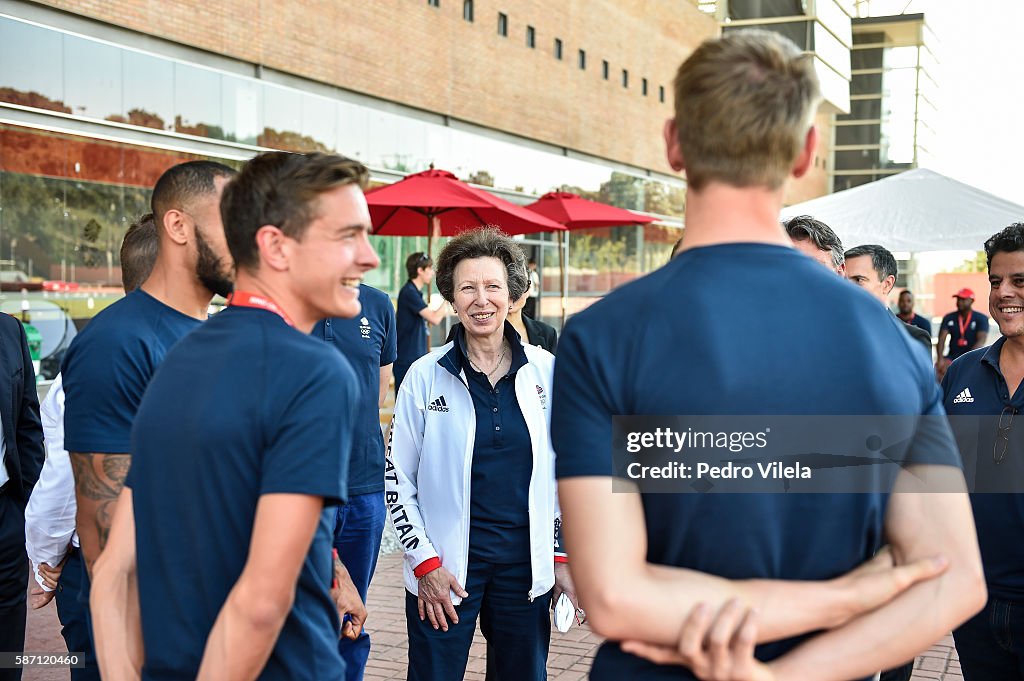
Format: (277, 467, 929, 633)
(0, 312, 45, 680)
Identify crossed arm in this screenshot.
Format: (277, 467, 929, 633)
(560, 466, 985, 679)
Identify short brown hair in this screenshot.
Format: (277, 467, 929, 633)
(435, 228, 528, 303)
(220, 151, 369, 271)
(120, 213, 158, 292)
(673, 29, 820, 191)
(405, 252, 432, 280)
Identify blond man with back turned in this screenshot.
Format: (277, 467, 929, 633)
(552, 30, 985, 681)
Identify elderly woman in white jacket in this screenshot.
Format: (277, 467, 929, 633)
(385, 227, 575, 681)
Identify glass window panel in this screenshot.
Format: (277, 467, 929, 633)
(368, 109, 432, 173)
(261, 83, 300, 150)
(301, 93, 337, 153)
(64, 179, 123, 285)
(122, 50, 174, 131)
(834, 148, 879, 170)
(851, 72, 882, 95)
(728, 0, 805, 19)
(174, 63, 224, 139)
(853, 31, 884, 46)
(221, 75, 261, 145)
(840, 98, 882, 121)
(836, 123, 880, 146)
(337, 100, 370, 162)
(364, 235, 394, 290)
(833, 174, 873, 192)
(852, 47, 883, 70)
(724, 21, 810, 50)
(64, 34, 121, 121)
(0, 18, 66, 112)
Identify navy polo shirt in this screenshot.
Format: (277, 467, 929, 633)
(904, 312, 932, 337)
(942, 337, 1024, 600)
(126, 305, 357, 681)
(941, 310, 990, 359)
(396, 280, 428, 368)
(449, 324, 533, 564)
(62, 288, 201, 454)
(313, 284, 397, 496)
(552, 243, 961, 680)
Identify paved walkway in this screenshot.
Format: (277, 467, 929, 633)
(23, 552, 964, 680)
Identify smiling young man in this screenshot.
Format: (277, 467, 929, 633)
(941, 223, 1024, 681)
(90, 152, 378, 681)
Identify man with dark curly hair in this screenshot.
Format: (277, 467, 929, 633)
(942, 222, 1024, 681)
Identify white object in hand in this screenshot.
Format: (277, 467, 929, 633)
(553, 592, 574, 633)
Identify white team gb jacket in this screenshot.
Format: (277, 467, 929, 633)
(385, 339, 563, 605)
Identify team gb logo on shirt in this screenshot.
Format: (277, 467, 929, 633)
(360, 317, 371, 339)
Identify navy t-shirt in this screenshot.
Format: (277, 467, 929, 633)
(62, 289, 201, 453)
(552, 243, 961, 680)
(941, 310, 990, 359)
(904, 312, 932, 337)
(126, 306, 357, 681)
(395, 280, 427, 367)
(942, 337, 1024, 600)
(453, 325, 533, 563)
(313, 284, 397, 495)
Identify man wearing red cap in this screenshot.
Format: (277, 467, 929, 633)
(937, 288, 990, 380)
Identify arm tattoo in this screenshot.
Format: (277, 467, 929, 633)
(70, 453, 131, 562)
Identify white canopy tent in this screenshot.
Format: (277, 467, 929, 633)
(780, 168, 1024, 252)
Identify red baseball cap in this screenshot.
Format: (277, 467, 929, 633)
(953, 288, 975, 299)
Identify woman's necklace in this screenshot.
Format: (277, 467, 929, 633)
(468, 340, 509, 378)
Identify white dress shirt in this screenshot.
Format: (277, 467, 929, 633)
(0, 383, 7, 489)
(24, 374, 77, 591)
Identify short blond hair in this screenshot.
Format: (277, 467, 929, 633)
(673, 29, 820, 191)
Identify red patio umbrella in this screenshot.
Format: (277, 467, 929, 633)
(525, 191, 657, 325)
(366, 168, 565, 261)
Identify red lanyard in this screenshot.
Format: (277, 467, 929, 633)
(226, 291, 295, 328)
(957, 311, 973, 347)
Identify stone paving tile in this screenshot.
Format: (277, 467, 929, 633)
(22, 552, 964, 680)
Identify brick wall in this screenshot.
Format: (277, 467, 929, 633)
(32, 0, 718, 176)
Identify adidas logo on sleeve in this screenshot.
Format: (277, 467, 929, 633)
(953, 388, 975, 404)
(427, 395, 450, 412)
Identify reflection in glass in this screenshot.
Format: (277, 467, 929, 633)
(262, 83, 301, 151)
(65, 35, 122, 121)
(174, 63, 223, 139)
(122, 51, 174, 130)
(300, 92, 337, 153)
(337, 99, 370, 161)
(0, 17, 66, 111)
(222, 76, 261, 145)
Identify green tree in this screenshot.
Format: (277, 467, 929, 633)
(955, 251, 987, 273)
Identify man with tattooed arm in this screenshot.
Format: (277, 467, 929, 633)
(61, 160, 236, 640)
